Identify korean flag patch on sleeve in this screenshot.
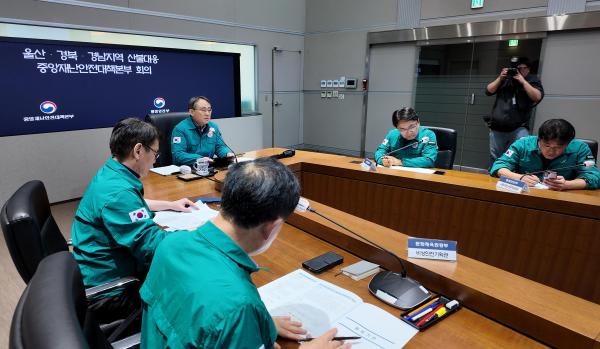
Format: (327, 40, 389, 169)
(129, 207, 150, 222)
(382, 138, 389, 145)
(505, 149, 514, 157)
(173, 136, 181, 144)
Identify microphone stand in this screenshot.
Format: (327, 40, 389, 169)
(383, 139, 437, 158)
(523, 162, 592, 177)
(305, 205, 431, 310)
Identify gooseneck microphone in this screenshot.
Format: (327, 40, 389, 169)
(217, 131, 238, 164)
(384, 137, 437, 158)
(295, 198, 431, 310)
(522, 159, 596, 177)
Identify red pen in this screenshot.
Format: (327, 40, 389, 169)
(415, 303, 444, 327)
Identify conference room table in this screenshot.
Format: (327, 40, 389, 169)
(142, 148, 600, 348)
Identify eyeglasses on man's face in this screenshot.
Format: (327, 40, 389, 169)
(194, 107, 213, 113)
(398, 123, 419, 133)
(144, 144, 160, 159)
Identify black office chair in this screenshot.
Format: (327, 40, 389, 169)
(1, 180, 139, 336)
(145, 112, 189, 167)
(424, 126, 458, 169)
(578, 138, 598, 161)
(1, 180, 68, 283)
(9, 251, 139, 349)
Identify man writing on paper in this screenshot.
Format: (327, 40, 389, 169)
(140, 157, 351, 349)
(374, 107, 438, 168)
(171, 96, 234, 166)
(490, 119, 599, 190)
(72, 118, 196, 323)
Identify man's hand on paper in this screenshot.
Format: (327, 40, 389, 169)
(299, 328, 352, 349)
(273, 315, 307, 340)
(170, 198, 198, 212)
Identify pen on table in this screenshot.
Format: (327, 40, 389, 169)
(298, 336, 361, 342)
(405, 301, 440, 321)
(405, 297, 439, 317)
(415, 304, 445, 327)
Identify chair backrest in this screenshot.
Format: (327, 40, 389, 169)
(1, 180, 68, 283)
(578, 138, 598, 161)
(145, 112, 190, 167)
(10, 251, 111, 349)
(424, 126, 458, 169)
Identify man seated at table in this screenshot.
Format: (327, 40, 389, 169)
(72, 118, 196, 323)
(140, 157, 351, 349)
(490, 118, 599, 190)
(171, 95, 234, 166)
(374, 107, 438, 168)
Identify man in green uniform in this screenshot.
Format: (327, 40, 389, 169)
(374, 107, 438, 168)
(171, 96, 234, 166)
(490, 118, 599, 190)
(140, 158, 351, 349)
(72, 118, 196, 322)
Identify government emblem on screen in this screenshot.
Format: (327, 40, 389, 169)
(39, 101, 57, 114)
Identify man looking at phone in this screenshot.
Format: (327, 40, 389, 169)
(485, 56, 544, 165)
(490, 119, 599, 191)
(140, 157, 351, 348)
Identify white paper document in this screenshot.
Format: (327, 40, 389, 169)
(258, 269, 418, 349)
(388, 166, 436, 174)
(150, 165, 181, 176)
(152, 200, 218, 231)
(533, 182, 549, 190)
(235, 156, 255, 163)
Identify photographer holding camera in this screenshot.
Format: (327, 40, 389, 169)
(485, 56, 544, 165)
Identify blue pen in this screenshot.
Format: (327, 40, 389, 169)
(406, 301, 440, 322)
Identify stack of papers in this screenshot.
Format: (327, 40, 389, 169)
(150, 165, 181, 176)
(341, 261, 380, 281)
(152, 200, 218, 231)
(259, 269, 418, 349)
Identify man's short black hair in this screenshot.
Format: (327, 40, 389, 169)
(517, 57, 531, 67)
(221, 157, 300, 229)
(538, 118, 576, 145)
(392, 107, 419, 127)
(188, 96, 211, 110)
(109, 118, 159, 160)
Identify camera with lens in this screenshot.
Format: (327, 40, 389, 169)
(506, 67, 518, 77)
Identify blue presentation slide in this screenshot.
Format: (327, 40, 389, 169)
(0, 37, 241, 137)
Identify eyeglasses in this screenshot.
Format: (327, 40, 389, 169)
(517, 65, 529, 70)
(194, 107, 213, 113)
(538, 141, 566, 152)
(143, 144, 160, 159)
(398, 124, 418, 133)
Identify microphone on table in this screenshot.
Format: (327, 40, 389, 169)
(217, 131, 238, 164)
(295, 197, 431, 310)
(383, 137, 437, 158)
(522, 159, 596, 177)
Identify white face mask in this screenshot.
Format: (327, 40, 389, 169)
(248, 222, 282, 256)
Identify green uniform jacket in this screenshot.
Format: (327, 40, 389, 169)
(140, 221, 277, 349)
(374, 127, 438, 168)
(72, 158, 167, 292)
(171, 117, 232, 166)
(489, 136, 600, 189)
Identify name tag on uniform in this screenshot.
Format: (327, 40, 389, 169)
(408, 237, 457, 261)
(496, 176, 529, 194)
(361, 158, 377, 172)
